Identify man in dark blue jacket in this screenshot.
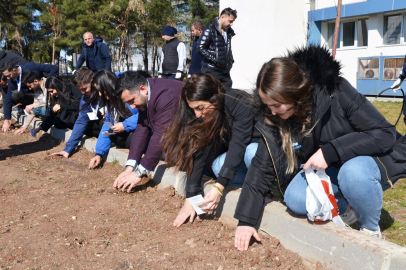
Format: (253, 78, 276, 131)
(188, 21, 204, 78)
(197, 8, 237, 88)
(74, 32, 111, 73)
(0, 61, 59, 132)
(0, 51, 29, 67)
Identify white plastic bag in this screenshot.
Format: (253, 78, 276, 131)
(305, 168, 345, 226)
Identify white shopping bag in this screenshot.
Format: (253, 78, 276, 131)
(305, 168, 345, 226)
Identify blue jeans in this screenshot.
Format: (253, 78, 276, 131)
(283, 156, 389, 231)
(32, 106, 49, 117)
(211, 142, 259, 187)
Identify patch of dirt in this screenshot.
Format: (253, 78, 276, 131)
(0, 120, 313, 269)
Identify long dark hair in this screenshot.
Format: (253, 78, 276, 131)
(162, 72, 230, 175)
(45, 76, 78, 110)
(256, 58, 313, 173)
(91, 70, 130, 119)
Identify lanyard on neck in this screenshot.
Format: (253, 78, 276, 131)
(90, 102, 99, 116)
(17, 66, 22, 91)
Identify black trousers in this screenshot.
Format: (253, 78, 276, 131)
(84, 118, 104, 138)
(40, 113, 74, 132)
(201, 67, 233, 88)
(110, 131, 133, 149)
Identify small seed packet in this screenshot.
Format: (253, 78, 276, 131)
(188, 195, 206, 215)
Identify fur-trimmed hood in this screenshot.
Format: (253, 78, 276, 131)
(286, 44, 342, 95)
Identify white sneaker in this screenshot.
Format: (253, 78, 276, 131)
(360, 228, 382, 239)
(340, 206, 358, 226)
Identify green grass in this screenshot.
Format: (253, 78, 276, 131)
(373, 100, 406, 246)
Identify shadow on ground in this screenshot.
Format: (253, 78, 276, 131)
(0, 133, 61, 160)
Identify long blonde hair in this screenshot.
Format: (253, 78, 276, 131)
(256, 58, 313, 173)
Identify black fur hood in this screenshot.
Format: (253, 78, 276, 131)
(286, 44, 342, 95)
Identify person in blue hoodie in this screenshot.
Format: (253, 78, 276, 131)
(74, 32, 111, 73)
(49, 68, 103, 158)
(0, 61, 59, 132)
(87, 70, 138, 169)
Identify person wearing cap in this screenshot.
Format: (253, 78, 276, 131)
(158, 26, 186, 80)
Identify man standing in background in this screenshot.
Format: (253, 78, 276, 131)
(158, 26, 186, 80)
(188, 21, 204, 78)
(74, 32, 112, 73)
(198, 8, 237, 88)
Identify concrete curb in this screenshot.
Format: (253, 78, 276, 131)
(11, 113, 406, 270)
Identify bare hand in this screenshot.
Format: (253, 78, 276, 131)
(25, 104, 34, 114)
(111, 122, 125, 133)
(88, 155, 102, 169)
(52, 104, 61, 113)
(113, 166, 133, 186)
(303, 148, 328, 171)
(198, 183, 224, 211)
(234, 226, 261, 251)
(173, 199, 196, 227)
(113, 167, 142, 192)
(14, 127, 26, 135)
(2, 120, 11, 132)
(48, 150, 70, 158)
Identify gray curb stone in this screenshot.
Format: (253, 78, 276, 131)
(11, 113, 406, 270)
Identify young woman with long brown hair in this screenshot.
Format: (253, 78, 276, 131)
(162, 72, 260, 227)
(234, 45, 406, 250)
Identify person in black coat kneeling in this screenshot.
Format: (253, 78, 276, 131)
(234, 45, 406, 250)
(30, 76, 82, 137)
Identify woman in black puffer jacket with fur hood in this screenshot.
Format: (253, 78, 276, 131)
(234, 45, 406, 250)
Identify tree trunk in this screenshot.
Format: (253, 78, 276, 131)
(52, 38, 56, 65)
(151, 46, 156, 76)
(332, 0, 342, 59)
(143, 33, 148, 72)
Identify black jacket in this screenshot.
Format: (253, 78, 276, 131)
(186, 88, 260, 198)
(234, 45, 406, 227)
(197, 18, 235, 73)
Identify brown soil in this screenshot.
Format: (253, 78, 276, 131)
(0, 121, 312, 270)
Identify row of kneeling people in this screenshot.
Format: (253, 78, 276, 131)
(4, 45, 406, 251)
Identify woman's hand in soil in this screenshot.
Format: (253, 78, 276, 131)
(52, 104, 61, 113)
(198, 183, 224, 211)
(14, 127, 26, 135)
(2, 120, 11, 132)
(48, 150, 70, 158)
(235, 226, 261, 251)
(173, 199, 196, 227)
(88, 155, 102, 169)
(111, 122, 125, 133)
(303, 148, 328, 171)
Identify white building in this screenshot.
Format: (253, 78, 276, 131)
(220, 0, 406, 95)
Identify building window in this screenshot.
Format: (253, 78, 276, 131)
(358, 19, 368, 47)
(343, 22, 355, 46)
(327, 22, 340, 48)
(358, 58, 379, 80)
(383, 58, 404, 80)
(383, 14, 402, 45)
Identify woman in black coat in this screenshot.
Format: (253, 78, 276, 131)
(30, 76, 82, 137)
(162, 72, 260, 227)
(234, 45, 406, 250)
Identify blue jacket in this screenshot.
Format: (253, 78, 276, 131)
(3, 62, 59, 120)
(75, 38, 112, 71)
(189, 37, 203, 75)
(95, 104, 138, 156)
(63, 95, 95, 154)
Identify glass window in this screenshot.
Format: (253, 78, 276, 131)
(328, 22, 340, 48)
(357, 19, 368, 47)
(383, 58, 404, 80)
(358, 58, 379, 80)
(343, 21, 355, 46)
(383, 14, 402, 45)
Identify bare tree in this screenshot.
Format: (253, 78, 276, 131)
(47, 0, 62, 65)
